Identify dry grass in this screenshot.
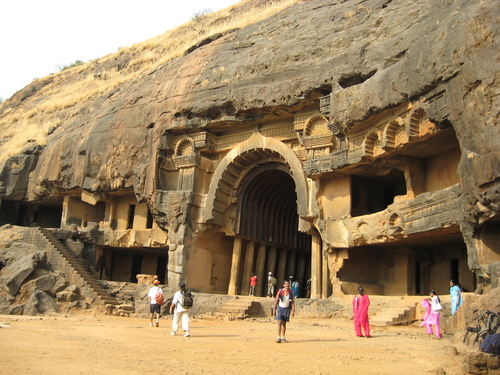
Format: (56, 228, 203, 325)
(0, 0, 303, 162)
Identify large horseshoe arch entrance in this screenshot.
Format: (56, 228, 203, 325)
(231, 162, 312, 297)
(202, 135, 318, 298)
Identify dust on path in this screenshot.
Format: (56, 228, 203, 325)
(0, 314, 463, 375)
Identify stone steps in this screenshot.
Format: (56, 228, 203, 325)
(201, 296, 261, 320)
(25, 227, 118, 308)
(369, 296, 424, 326)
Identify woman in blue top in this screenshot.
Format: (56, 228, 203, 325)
(450, 279, 462, 315)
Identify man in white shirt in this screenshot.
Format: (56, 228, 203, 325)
(147, 279, 162, 327)
(272, 280, 295, 343)
(169, 282, 192, 337)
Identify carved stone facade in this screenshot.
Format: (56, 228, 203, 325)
(0, 0, 498, 298)
(137, 92, 478, 298)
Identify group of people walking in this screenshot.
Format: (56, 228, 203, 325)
(147, 277, 463, 342)
(273, 278, 463, 342)
(148, 280, 193, 337)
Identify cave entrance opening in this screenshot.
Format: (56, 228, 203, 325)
(225, 163, 313, 297)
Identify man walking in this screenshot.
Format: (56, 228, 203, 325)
(169, 282, 193, 337)
(147, 279, 162, 327)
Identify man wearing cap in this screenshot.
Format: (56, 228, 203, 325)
(147, 279, 163, 327)
(267, 272, 276, 297)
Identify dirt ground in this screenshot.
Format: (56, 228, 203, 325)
(0, 312, 465, 375)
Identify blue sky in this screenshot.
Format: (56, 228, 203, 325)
(0, 0, 238, 100)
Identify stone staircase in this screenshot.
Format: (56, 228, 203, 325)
(115, 283, 137, 301)
(24, 227, 117, 309)
(369, 295, 425, 326)
(202, 296, 261, 320)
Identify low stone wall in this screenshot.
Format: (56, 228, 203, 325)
(101, 281, 348, 320)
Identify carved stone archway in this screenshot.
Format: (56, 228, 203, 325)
(201, 131, 321, 297)
(202, 132, 311, 228)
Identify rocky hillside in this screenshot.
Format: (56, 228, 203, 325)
(0, 0, 498, 240)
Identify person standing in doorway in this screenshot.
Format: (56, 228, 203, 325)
(427, 290, 442, 338)
(147, 279, 162, 327)
(169, 282, 192, 337)
(249, 273, 258, 296)
(352, 286, 371, 338)
(291, 279, 299, 298)
(273, 280, 295, 343)
(267, 272, 276, 297)
(450, 280, 462, 315)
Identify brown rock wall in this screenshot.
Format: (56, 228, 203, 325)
(0, 0, 498, 279)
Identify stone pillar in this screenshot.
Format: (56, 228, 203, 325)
(277, 248, 288, 288)
(287, 250, 297, 280)
(311, 234, 322, 299)
(61, 196, 70, 228)
(255, 243, 267, 296)
(296, 253, 306, 297)
(242, 240, 255, 295)
(267, 246, 277, 275)
(321, 249, 330, 298)
(228, 237, 243, 295)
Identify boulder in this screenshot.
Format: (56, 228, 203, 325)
(490, 262, 500, 290)
(0, 304, 24, 315)
(51, 273, 69, 295)
(65, 284, 81, 295)
(0, 249, 46, 295)
(463, 351, 500, 374)
(18, 273, 57, 301)
(67, 300, 90, 310)
(23, 290, 60, 315)
(56, 290, 80, 302)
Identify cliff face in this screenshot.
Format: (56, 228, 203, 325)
(0, 0, 499, 268)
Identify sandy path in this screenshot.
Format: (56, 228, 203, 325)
(0, 314, 463, 375)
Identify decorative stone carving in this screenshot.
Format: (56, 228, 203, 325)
(319, 94, 331, 118)
(173, 138, 197, 168)
(150, 190, 192, 233)
(407, 105, 437, 139)
(425, 89, 450, 128)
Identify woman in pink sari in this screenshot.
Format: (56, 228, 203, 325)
(352, 286, 371, 338)
(420, 298, 433, 334)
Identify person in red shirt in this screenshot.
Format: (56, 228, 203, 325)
(249, 273, 258, 296)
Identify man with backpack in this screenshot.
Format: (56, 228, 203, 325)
(169, 282, 193, 337)
(147, 279, 163, 327)
(267, 272, 277, 297)
(272, 280, 295, 343)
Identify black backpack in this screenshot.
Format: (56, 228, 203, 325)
(181, 290, 194, 309)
